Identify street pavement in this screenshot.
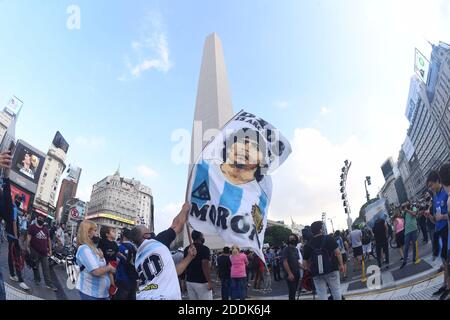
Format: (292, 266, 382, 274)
(0, 241, 80, 300)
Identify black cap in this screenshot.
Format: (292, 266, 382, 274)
(311, 221, 324, 235)
(223, 247, 230, 254)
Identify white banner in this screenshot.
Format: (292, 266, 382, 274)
(187, 110, 292, 262)
(365, 198, 389, 229)
(5, 96, 23, 116)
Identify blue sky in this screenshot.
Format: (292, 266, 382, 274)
(0, 0, 449, 232)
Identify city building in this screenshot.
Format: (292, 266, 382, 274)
(34, 132, 69, 218)
(85, 169, 154, 233)
(55, 165, 82, 223)
(379, 175, 399, 207)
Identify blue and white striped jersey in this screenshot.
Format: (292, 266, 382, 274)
(76, 245, 110, 299)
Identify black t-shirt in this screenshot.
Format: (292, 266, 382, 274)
(183, 243, 210, 283)
(155, 228, 176, 249)
(281, 246, 300, 275)
(373, 220, 387, 244)
(303, 235, 339, 272)
(217, 254, 231, 280)
(97, 238, 119, 263)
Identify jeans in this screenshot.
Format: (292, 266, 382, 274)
(376, 241, 389, 268)
(313, 271, 342, 300)
(186, 281, 213, 300)
(429, 226, 437, 257)
(220, 278, 231, 300)
(273, 265, 281, 281)
(418, 220, 428, 242)
(30, 248, 52, 286)
(8, 238, 23, 282)
(230, 277, 247, 300)
(286, 271, 300, 300)
(404, 230, 418, 262)
(79, 291, 110, 300)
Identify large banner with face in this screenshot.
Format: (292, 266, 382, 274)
(187, 110, 292, 262)
(365, 198, 389, 229)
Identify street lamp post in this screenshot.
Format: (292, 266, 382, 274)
(364, 176, 371, 203)
(328, 217, 335, 234)
(340, 160, 353, 230)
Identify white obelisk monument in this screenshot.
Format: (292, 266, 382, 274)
(182, 33, 234, 249)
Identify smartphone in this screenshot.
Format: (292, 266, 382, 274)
(8, 141, 15, 155)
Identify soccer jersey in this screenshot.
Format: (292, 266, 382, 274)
(433, 187, 448, 232)
(188, 160, 271, 257)
(76, 245, 110, 299)
(135, 239, 181, 300)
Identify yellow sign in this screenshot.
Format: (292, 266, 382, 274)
(86, 213, 136, 225)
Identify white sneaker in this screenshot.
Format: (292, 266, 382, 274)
(19, 282, 30, 290)
(9, 275, 19, 282)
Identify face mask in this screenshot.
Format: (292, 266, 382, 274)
(37, 220, 44, 226)
(92, 236, 100, 245)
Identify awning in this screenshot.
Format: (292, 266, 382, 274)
(33, 208, 55, 220)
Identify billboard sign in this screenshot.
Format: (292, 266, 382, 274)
(66, 164, 81, 184)
(52, 131, 69, 153)
(9, 140, 46, 194)
(10, 183, 33, 213)
(68, 200, 86, 221)
(5, 96, 23, 116)
(414, 48, 430, 84)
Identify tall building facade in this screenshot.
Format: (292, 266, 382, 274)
(396, 42, 450, 200)
(86, 169, 154, 232)
(34, 132, 69, 217)
(55, 165, 82, 223)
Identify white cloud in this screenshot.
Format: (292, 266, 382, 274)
(136, 164, 158, 178)
(320, 107, 330, 115)
(75, 136, 106, 148)
(269, 125, 404, 232)
(274, 101, 289, 109)
(154, 202, 183, 233)
(120, 12, 173, 80)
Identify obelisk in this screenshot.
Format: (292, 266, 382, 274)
(182, 33, 234, 249)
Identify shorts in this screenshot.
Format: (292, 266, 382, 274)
(435, 227, 448, 260)
(396, 230, 405, 247)
(341, 253, 348, 263)
(353, 246, 363, 258)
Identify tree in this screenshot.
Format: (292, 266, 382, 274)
(264, 225, 292, 247)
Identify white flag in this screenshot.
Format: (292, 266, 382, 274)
(187, 110, 292, 262)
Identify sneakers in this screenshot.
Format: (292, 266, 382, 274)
(432, 286, 446, 296)
(400, 262, 407, 269)
(9, 275, 19, 282)
(414, 259, 421, 265)
(19, 282, 30, 291)
(46, 285, 58, 292)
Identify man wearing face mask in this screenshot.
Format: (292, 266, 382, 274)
(183, 230, 213, 300)
(282, 234, 301, 300)
(27, 214, 58, 291)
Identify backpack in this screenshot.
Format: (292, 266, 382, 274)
(309, 236, 333, 277)
(122, 243, 139, 281)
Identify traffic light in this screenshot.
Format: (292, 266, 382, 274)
(343, 200, 348, 207)
(345, 207, 349, 214)
(340, 180, 344, 187)
(341, 194, 346, 200)
(340, 173, 344, 179)
(366, 176, 371, 186)
(340, 187, 345, 193)
(341, 167, 346, 173)
(344, 160, 349, 166)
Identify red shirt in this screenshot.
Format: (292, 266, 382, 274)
(28, 224, 50, 256)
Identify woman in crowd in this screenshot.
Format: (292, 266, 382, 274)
(230, 245, 248, 300)
(393, 210, 405, 261)
(75, 220, 116, 300)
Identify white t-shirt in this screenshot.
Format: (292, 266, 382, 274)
(135, 239, 181, 300)
(350, 230, 362, 248)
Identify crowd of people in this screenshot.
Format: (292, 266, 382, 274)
(1, 145, 450, 300)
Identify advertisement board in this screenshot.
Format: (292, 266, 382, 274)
(10, 183, 33, 213)
(9, 140, 46, 193)
(5, 96, 23, 116)
(52, 131, 69, 153)
(414, 48, 430, 84)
